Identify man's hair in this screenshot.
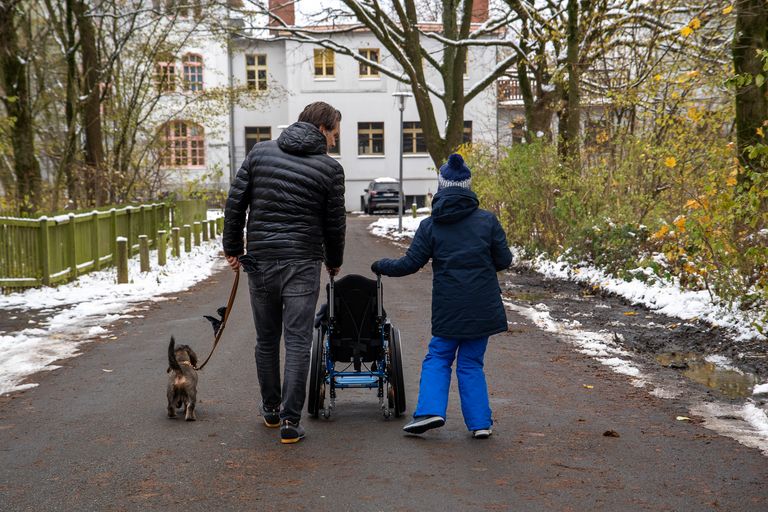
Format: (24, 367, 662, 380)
(298, 102, 342, 130)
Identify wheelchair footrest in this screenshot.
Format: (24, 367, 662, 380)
(333, 374, 380, 388)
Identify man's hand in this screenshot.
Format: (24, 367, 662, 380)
(327, 266, 340, 277)
(225, 255, 241, 271)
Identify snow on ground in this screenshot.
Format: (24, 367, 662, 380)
(368, 215, 765, 341)
(0, 212, 226, 395)
(368, 214, 768, 455)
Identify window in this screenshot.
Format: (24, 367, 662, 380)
(246, 54, 268, 91)
(328, 126, 340, 155)
(154, 57, 176, 92)
(244, 126, 271, 154)
(358, 48, 380, 78)
(463, 120, 473, 144)
(462, 52, 468, 78)
(403, 122, 427, 154)
(183, 54, 203, 92)
(160, 121, 205, 167)
(358, 122, 384, 155)
(314, 49, 335, 78)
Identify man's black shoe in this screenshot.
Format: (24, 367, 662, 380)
(403, 415, 445, 434)
(280, 420, 305, 444)
(262, 404, 280, 428)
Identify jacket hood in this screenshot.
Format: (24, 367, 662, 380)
(277, 122, 327, 155)
(431, 187, 479, 224)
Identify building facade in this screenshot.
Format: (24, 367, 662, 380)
(157, 2, 500, 211)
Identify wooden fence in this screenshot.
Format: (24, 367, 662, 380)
(0, 200, 212, 289)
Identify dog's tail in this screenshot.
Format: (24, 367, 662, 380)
(168, 336, 182, 373)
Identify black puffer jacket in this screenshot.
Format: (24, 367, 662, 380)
(222, 122, 346, 268)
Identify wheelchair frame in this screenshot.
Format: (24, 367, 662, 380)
(307, 274, 406, 419)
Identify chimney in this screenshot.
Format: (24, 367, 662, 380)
(471, 0, 488, 23)
(269, 0, 295, 27)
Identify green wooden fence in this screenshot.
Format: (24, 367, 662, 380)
(0, 200, 210, 289)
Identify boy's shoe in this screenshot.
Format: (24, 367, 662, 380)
(280, 420, 305, 444)
(403, 415, 445, 434)
(262, 405, 280, 428)
(472, 427, 493, 439)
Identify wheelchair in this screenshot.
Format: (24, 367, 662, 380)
(307, 274, 406, 419)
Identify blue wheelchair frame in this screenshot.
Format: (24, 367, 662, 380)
(323, 275, 391, 417)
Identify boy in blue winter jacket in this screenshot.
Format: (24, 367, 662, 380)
(371, 153, 512, 438)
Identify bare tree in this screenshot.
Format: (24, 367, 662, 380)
(238, 0, 524, 166)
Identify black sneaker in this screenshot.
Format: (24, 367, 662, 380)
(403, 415, 445, 434)
(280, 420, 305, 444)
(262, 404, 280, 428)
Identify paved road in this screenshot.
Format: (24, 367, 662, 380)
(1, 216, 767, 511)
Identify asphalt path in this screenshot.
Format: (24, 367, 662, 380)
(1, 216, 767, 511)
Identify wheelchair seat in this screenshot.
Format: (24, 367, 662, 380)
(325, 274, 385, 363)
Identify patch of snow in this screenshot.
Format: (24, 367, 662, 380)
(504, 300, 641, 378)
(525, 255, 765, 341)
(691, 402, 768, 456)
(368, 215, 428, 241)
(753, 383, 768, 395)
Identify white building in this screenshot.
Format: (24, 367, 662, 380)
(158, 0, 500, 211)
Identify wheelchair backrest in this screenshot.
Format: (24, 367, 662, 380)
(327, 274, 384, 362)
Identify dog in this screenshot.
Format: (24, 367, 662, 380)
(167, 337, 199, 421)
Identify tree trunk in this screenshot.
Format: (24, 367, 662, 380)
(733, 0, 768, 184)
(0, 1, 42, 214)
(74, 0, 106, 206)
(559, 0, 581, 169)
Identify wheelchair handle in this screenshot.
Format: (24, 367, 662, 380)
(376, 273, 383, 320)
(329, 274, 335, 321)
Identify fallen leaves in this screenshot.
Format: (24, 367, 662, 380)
(603, 430, 620, 437)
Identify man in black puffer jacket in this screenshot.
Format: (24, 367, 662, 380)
(222, 102, 346, 444)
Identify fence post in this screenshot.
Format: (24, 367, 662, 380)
(210, 217, 217, 238)
(38, 217, 51, 286)
(139, 235, 150, 272)
(193, 221, 201, 247)
(183, 224, 192, 253)
(126, 206, 134, 257)
(91, 211, 101, 271)
(201, 220, 209, 242)
(111, 208, 118, 265)
(217, 218, 223, 235)
(157, 230, 167, 266)
(172, 227, 181, 257)
(116, 237, 128, 284)
(139, 205, 146, 240)
(67, 214, 77, 281)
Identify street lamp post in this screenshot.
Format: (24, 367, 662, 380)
(392, 91, 413, 232)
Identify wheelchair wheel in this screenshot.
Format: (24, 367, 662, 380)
(307, 327, 325, 418)
(389, 327, 406, 417)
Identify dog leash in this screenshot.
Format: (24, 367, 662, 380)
(195, 268, 239, 371)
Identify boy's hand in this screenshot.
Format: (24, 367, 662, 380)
(370, 261, 382, 275)
(327, 266, 340, 277)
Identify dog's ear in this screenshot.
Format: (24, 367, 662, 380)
(187, 347, 198, 367)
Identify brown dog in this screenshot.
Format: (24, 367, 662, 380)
(167, 337, 198, 421)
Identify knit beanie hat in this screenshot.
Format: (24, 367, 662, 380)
(438, 153, 472, 190)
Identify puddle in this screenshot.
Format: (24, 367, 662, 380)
(656, 352, 759, 399)
(503, 291, 551, 302)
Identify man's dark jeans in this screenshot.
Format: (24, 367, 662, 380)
(242, 258, 321, 423)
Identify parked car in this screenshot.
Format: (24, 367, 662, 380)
(363, 177, 401, 214)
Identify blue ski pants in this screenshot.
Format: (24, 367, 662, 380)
(413, 336, 492, 431)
